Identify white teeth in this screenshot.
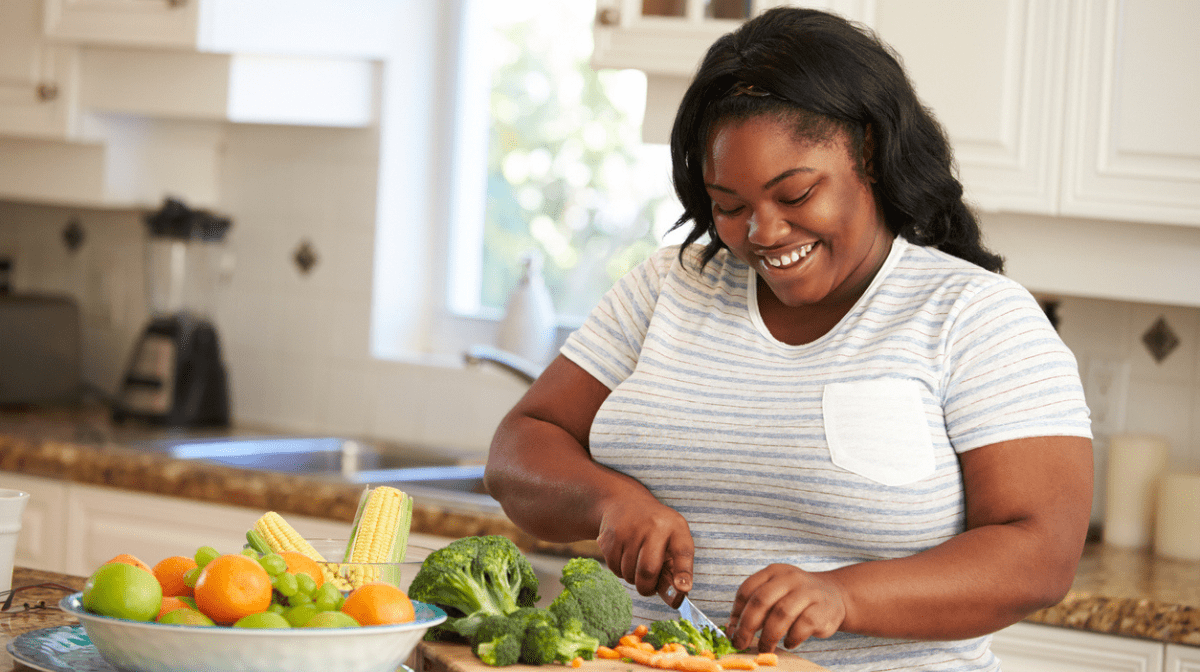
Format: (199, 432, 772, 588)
(763, 243, 816, 269)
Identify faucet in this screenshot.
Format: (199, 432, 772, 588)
(463, 345, 543, 385)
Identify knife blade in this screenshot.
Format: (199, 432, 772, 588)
(678, 595, 723, 634)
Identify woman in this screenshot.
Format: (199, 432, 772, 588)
(485, 7, 1092, 671)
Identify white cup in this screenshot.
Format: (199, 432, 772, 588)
(0, 489, 31, 595)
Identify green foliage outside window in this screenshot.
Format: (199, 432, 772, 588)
(479, 2, 678, 319)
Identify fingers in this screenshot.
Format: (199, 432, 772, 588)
(729, 565, 846, 652)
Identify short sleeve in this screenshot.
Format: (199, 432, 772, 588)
(942, 280, 1092, 452)
(560, 247, 674, 389)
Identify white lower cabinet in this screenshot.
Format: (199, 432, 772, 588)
(992, 622, 1165, 672)
(1166, 644, 1200, 672)
(1, 473, 69, 574)
(1, 471, 454, 577)
(61, 482, 355, 577)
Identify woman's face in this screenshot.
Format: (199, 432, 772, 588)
(703, 114, 892, 310)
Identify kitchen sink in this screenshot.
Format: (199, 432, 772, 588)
(129, 436, 496, 510)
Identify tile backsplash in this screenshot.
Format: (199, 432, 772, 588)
(1, 123, 1197, 522)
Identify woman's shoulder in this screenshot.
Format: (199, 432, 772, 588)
(894, 240, 1025, 293)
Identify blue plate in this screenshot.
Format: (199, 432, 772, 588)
(6, 625, 116, 672)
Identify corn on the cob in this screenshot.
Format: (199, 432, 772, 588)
(249, 511, 350, 590)
(341, 486, 413, 588)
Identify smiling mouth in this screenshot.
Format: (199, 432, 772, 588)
(762, 242, 816, 269)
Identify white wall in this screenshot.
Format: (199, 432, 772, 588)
(0, 119, 529, 462)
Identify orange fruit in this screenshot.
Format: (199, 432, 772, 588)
(339, 582, 415, 626)
(279, 551, 325, 589)
(193, 554, 273, 625)
(104, 553, 153, 574)
(156, 595, 194, 620)
(153, 555, 198, 598)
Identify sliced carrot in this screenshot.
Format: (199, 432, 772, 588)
(675, 656, 722, 672)
(620, 634, 643, 648)
(718, 658, 758, 670)
(571, 657, 585, 668)
(754, 653, 779, 667)
(616, 645, 655, 665)
(597, 646, 621, 660)
(699, 651, 716, 660)
(639, 641, 657, 653)
(633, 623, 650, 637)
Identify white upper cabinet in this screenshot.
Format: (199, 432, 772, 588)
(610, 0, 1200, 228)
(0, 0, 78, 139)
(43, 0, 400, 60)
(1059, 0, 1200, 227)
(871, 0, 1067, 215)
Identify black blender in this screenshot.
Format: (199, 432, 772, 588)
(113, 198, 231, 427)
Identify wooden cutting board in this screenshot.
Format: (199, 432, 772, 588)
(413, 641, 830, 672)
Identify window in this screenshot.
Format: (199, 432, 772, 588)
(446, 0, 683, 323)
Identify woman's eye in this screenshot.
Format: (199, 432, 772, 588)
(782, 189, 812, 206)
(713, 203, 743, 216)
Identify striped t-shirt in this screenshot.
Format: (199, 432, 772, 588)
(560, 237, 1091, 672)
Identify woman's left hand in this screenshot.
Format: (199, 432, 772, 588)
(728, 564, 847, 652)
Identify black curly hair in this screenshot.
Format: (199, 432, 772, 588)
(668, 7, 1004, 274)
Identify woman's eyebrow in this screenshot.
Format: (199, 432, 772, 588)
(705, 166, 815, 194)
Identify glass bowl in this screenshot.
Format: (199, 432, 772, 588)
(307, 539, 433, 593)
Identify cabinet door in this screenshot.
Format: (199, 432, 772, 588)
(1060, 0, 1200, 226)
(43, 0, 201, 51)
(0, 472, 68, 573)
(63, 484, 353, 576)
(0, 0, 77, 139)
(1166, 643, 1200, 672)
(872, 0, 1067, 215)
(991, 622, 1165, 672)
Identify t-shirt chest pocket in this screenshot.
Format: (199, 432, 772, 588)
(822, 379, 936, 486)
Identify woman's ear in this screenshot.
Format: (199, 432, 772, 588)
(862, 124, 877, 183)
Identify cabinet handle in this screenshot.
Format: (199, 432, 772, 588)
(166, 0, 187, 7)
(597, 7, 620, 26)
(36, 83, 58, 102)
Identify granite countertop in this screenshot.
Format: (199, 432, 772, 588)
(3, 404, 1200, 650)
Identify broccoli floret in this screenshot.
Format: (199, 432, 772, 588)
(519, 612, 600, 665)
(644, 617, 742, 657)
(408, 535, 540, 641)
(547, 557, 632, 648)
(643, 619, 696, 651)
(472, 614, 524, 667)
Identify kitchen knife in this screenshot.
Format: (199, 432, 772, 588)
(666, 585, 724, 635)
(678, 595, 724, 634)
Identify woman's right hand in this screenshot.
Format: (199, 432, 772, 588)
(595, 490, 694, 606)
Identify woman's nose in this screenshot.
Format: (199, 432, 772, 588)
(747, 207, 789, 246)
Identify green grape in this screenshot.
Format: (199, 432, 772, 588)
(288, 592, 313, 608)
(182, 567, 201, 588)
(267, 602, 286, 615)
(282, 603, 319, 628)
(194, 546, 220, 568)
(241, 547, 259, 558)
(295, 572, 317, 597)
(313, 583, 341, 611)
(258, 553, 287, 577)
(273, 571, 299, 597)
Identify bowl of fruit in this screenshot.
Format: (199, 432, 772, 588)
(65, 486, 445, 672)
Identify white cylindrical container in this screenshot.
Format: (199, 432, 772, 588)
(1103, 434, 1170, 548)
(0, 489, 30, 594)
(496, 252, 557, 368)
(1155, 472, 1200, 560)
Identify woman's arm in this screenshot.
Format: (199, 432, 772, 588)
(728, 434, 1093, 650)
(485, 355, 696, 599)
